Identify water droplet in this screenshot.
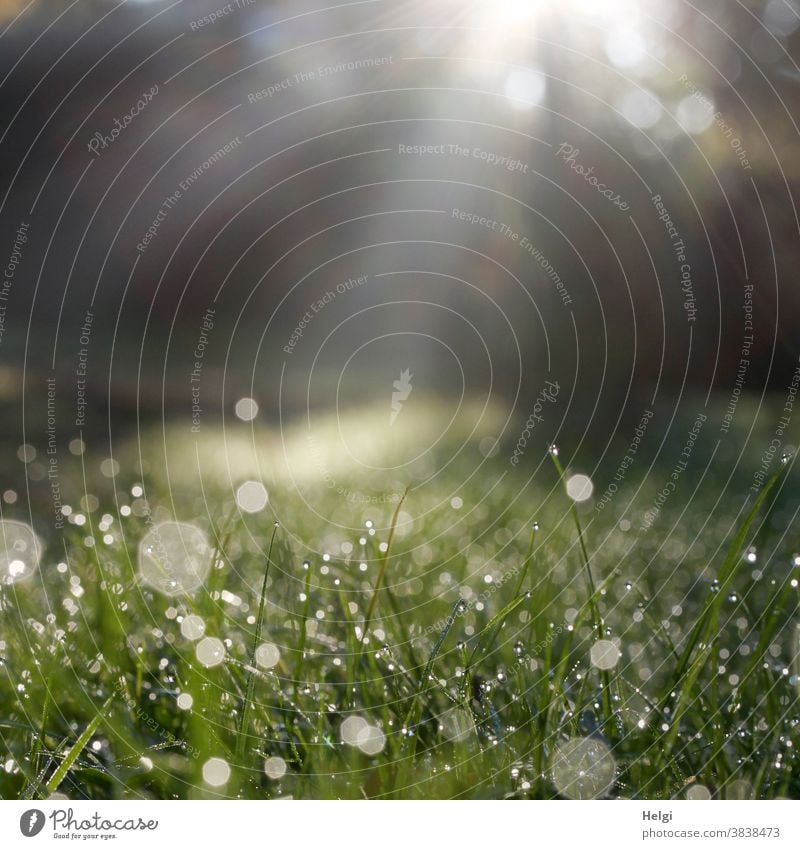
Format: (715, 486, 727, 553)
(195, 637, 225, 668)
(202, 757, 230, 787)
(340, 715, 368, 745)
(234, 397, 259, 421)
(551, 737, 616, 799)
(549, 444, 559, 457)
(264, 756, 287, 780)
(590, 640, 620, 670)
(686, 783, 711, 800)
(255, 642, 280, 669)
(180, 615, 206, 641)
(138, 522, 211, 597)
(236, 481, 269, 513)
(0, 521, 42, 585)
(566, 474, 594, 502)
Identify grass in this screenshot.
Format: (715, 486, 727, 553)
(0, 405, 799, 800)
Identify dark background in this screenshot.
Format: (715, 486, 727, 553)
(0, 0, 798, 455)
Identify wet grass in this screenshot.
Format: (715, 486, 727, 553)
(0, 420, 799, 800)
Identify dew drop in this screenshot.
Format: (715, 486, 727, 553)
(0, 521, 42, 585)
(551, 737, 616, 799)
(138, 522, 211, 597)
(264, 755, 287, 780)
(202, 757, 230, 787)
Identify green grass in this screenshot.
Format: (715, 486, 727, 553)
(0, 407, 799, 800)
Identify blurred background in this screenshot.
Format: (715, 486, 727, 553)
(0, 0, 798, 513)
(4, 2, 800, 804)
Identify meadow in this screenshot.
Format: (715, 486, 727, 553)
(1, 399, 798, 800)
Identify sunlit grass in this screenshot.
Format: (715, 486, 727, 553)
(0, 404, 798, 800)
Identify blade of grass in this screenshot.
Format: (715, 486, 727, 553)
(236, 522, 279, 762)
(655, 465, 787, 769)
(548, 449, 599, 621)
(46, 695, 113, 795)
(349, 487, 409, 703)
(512, 522, 539, 599)
(473, 523, 539, 665)
(361, 486, 410, 643)
(22, 642, 62, 800)
(467, 591, 532, 668)
(664, 465, 786, 695)
(548, 447, 616, 729)
(294, 558, 314, 684)
(403, 597, 465, 730)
